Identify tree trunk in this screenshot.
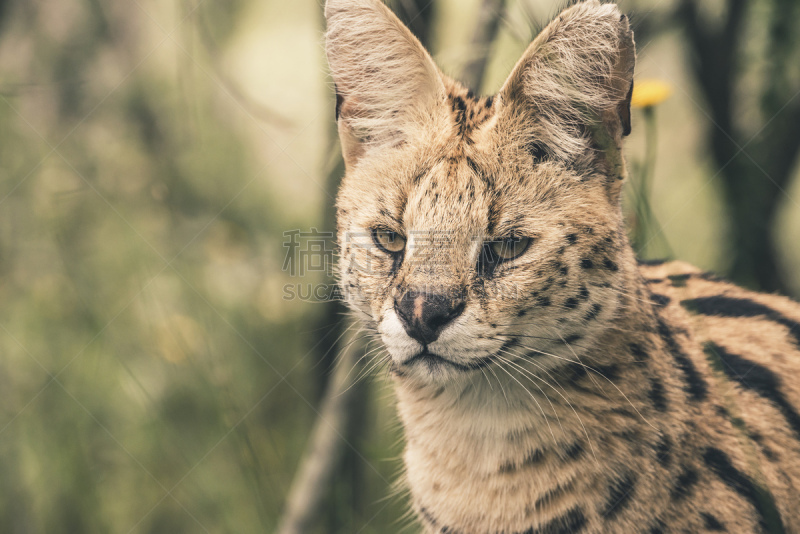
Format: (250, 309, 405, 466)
(716, 156, 787, 293)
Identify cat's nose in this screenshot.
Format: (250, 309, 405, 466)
(394, 290, 466, 345)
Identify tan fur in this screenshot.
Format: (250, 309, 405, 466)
(326, 1, 800, 532)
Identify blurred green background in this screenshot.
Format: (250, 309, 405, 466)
(0, 0, 798, 532)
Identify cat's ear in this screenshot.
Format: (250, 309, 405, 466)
(497, 1, 635, 164)
(325, 0, 446, 169)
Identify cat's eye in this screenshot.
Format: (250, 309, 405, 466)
(489, 237, 531, 261)
(372, 228, 406, 254)
(479, 237, 533, 274)
(478, 236, 532, 275)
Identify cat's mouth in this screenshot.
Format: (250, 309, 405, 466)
(403, 349, 494, 372)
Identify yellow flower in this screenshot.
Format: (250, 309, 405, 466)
(631, 79, 673, 109)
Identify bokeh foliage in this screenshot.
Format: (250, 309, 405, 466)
(0, 0, 798, 533)
(0, 1, 403, 532)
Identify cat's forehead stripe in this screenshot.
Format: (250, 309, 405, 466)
(446, 86, 495, 144)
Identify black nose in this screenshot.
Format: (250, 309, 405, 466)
(394, 290, 466, 345)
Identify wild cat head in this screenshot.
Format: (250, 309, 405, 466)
(326, 0, 637, 383)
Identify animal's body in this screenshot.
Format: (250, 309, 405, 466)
(324, 0, 800, 532)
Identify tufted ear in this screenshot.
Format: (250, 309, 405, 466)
(497, 1, 635, 165)
(325, 0, 446, 170)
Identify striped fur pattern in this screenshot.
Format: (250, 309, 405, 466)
(325, 1, 800, 532)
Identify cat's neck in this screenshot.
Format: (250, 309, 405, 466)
(391, 295, 687, 532)
(393, 310, 658, 453)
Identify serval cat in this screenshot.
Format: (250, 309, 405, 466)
(325, 0, 800, 531)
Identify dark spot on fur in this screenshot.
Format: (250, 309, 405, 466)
(668, 274, 690, 287)
(648, 520, 666, 534)
(579, 285, 590, 300)
(602, 472, 637, 519)
(451, 95, 466, 114)
(524, 448, 544, 465)
(521, 507, 587, 534)
(629, 343, 649, 363)
(655, 435, 671, 467)
(537, 296, 551, 307)
(565, 362, 588, 382)
(699, 271, 725, 282)
(581, 259, 594, 269)
(682, 296, 800, 348)
(648, 378, 668, 411)
(563, 333, 582, 344)
(562, 441, 584, 460)
(596, 364, 620, 381)
(418, 507, 441, 529)
(498, 461, 515, 474)
(466, 157, 481, 178)
(499, 448, 544, 474)
(566, 233, 578, 244)
(603, 259, 619, 272)
(701, 513, 726, 531)
(559, 266, 569, 276)
(451, 95, 469, 137)
(670, 465, 699, 500)
(650, 293, 671, 307)
(657, 317, 707, 401)
(534, 480, 576, 509)
(703, 447, 786, 533)
(564, 297, 579, 309)
(517, 309, 527, 317)
(593, 364, 623, 384)
(583, 303, 602, 322)
(704, 342, 800, 440)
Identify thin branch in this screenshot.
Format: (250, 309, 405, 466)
(276, 4, 440, 531)
(275, 321, 364, 534)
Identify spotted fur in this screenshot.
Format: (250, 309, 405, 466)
(325, 1, 800, 532)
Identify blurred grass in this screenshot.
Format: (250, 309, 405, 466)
(0, 1, 405, 532)
(0, 0, 798, 533)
